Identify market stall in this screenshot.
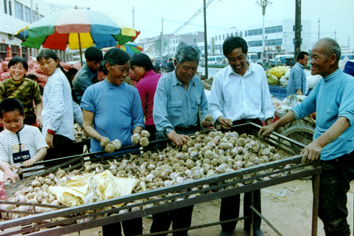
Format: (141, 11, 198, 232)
(0, 123, 321, 236)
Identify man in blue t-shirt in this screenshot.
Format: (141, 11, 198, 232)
(260, 38, 354, 236)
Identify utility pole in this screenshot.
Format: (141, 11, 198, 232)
(160, 18, 163, 63)
(203, 0, 208, 80)
(334, 30, 336, 41)
(318, 18, 320, 40)
(256, 0, 272, 63)
(294, 0, 301, 60)
(132, 7, 135, 28)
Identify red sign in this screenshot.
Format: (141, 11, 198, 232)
(7, 47, 12, 58)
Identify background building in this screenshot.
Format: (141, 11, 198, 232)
(137, 31, 204, 62)
(212, 19, 312, 60)
(0, 0, 81, 61)
(137, 19, 312, 64)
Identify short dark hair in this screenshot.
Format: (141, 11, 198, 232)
(67, 68, 78, 77)
(297, 51, 309, 61)
(26, 74, 38, 81)
(8, 56, 28, 71)
(153, 65, 161, 73)
(0, 98, 24, 119)
(130, 53, 154, 71)
(223, 37, 248, 57)
(85, 47, 103, 62)
(101, 48, 130, 75)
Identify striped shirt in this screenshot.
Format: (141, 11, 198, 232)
(0, 125, 48, 165)
(0, 78, 42, 121)
(42, 68, 74, 140)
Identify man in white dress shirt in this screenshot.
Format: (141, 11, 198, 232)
(208, 36, 274, 236)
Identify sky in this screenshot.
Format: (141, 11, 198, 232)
(43, 0, 354, 51)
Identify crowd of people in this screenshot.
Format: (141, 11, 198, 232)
(0, 36, 353, 236)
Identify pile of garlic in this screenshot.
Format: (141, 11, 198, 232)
(1, 169, 72, 218)
(103, 130, 290, 193)
(3, 130, 291, 219)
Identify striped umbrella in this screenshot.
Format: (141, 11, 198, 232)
(116, 42, 143, 56)
(14, 8, 140, 64)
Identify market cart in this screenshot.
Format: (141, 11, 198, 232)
(0, 123, 321, 236)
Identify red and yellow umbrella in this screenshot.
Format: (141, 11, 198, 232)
(14, 9, 140, 64)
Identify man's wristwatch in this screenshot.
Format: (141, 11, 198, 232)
(164, 128, 173, 137)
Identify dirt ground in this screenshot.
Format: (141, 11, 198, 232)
(65, 180, 354, 236)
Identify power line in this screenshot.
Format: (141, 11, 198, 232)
(146, 0, 220, 54)
(137, 0, 190, 38)
(173, 0, 215, 34)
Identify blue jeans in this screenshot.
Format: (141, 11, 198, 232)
(318, 151, 354, 236)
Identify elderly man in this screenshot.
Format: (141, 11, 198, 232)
(152, 42, 212, 236)
(259, 38, 354, 236)
(209, 36, 273, 236)
(287, 51, 309, 96)
(72, 47, 103, 103)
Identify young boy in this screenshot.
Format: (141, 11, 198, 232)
(0, 98, 48, 183)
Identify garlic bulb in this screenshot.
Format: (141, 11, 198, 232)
(112, 139, 122, 150)
(100, 137, 110, 148)
(140, 137, 149, 147)
(141, 130, 150, 138)
(104, 143, 115, 153)
(131, 134, 141, 145)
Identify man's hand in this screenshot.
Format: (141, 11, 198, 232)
(301, 142, 322, 163)
(201, 115, 214, 129)
(217, 116, 232, 130)
(258, 124, 275, 138)
(167, 130, 190, 147)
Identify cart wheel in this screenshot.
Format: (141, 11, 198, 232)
(281, 124, 315, 153)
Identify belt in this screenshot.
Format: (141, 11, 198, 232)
(174, 125, 200, 134)
(232, 119, 262, 126)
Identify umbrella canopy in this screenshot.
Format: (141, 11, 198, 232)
(117, 42, 143, 56)
(14, 9, 140, 51)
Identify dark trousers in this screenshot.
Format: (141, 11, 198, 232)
(45, 134, 83, 166)
(144, 124, 157, 141)
(150, 206, 193, 236)
(220, 118, 263, 233)
(150, 128, 198, 236)
(317, 151, 354, 236)
(220, 190, 262, 233)
(102, 218, 142, 236)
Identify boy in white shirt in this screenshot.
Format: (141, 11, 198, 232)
(0, 98, 48, 183)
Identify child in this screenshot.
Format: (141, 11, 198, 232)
(0, 98, 48, 183)
(26, 74, 44, 96)
(0, 57, 43, 126)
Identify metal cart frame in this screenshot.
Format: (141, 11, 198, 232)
(0, 123, 321, 236)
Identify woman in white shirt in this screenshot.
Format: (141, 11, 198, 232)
(36, 49, 82, 161)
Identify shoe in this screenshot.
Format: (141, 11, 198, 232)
(253, 229, 264, 236)
(220, 231, 232, 236)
